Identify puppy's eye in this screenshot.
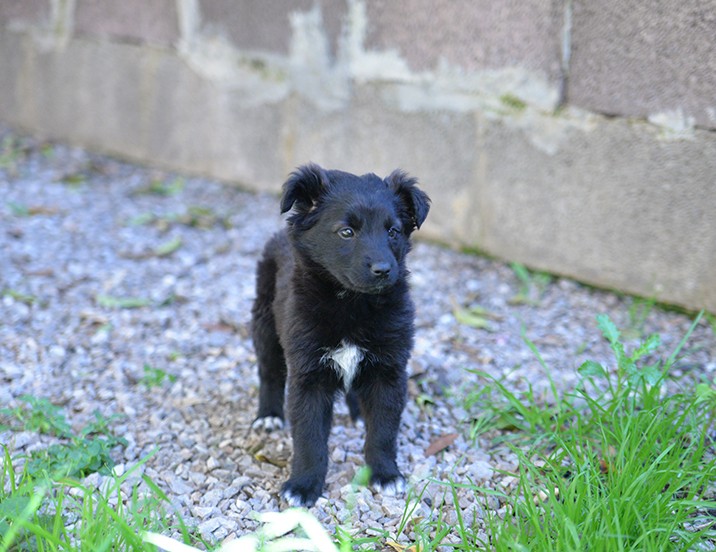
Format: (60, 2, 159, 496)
(388, 227, 400, 238)
(338, 227, 355, 239)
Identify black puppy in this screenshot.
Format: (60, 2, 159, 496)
(251, 163, 430, 507)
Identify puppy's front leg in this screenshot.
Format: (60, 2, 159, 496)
(281, 373, 336, 507)
(357, 373, 407, 495)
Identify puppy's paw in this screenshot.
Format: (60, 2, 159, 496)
(252, 416, 284, 432)
(280, 478, 323, 508)
(372, 474, 406, 496)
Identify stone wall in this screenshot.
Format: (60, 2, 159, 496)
(1, 0, 714, 312)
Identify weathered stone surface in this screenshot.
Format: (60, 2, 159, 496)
(199, 0, 309, 55)
(0, 28, 24, 120)
(364, 0, 564, 81)
(475, 112, 716, 310)
(0, 0, 51, 28)
(569, 0, 716, 130)
(75, 0, 180, 47)
(10, 36, 146, 158)
(0, 29, 285, 190)
(198, 0, 347, 59)
(144, 50, 286, 189)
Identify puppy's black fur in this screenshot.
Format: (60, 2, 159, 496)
(251, 163, 429, 507)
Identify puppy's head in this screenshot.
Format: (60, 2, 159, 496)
(281, 163, 430, 294)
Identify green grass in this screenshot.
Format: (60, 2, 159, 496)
(455, 312, 716, 550)
(132, 177, 185, 197)
(509, 262, 552, 306)
(126, 206, 232, 231)
(0, 397, 202, 551)
(0, 448, 200, 551)
(140, 365, 178, 389)
(96, 294, 153, 309)
(624, 296, 656, 339)
(1, 396, 127, 480)
(1, 395, 72, 438)
(0, 136, 26, 171)
(3, 314, 714, 551)
(1, 289, 38, 306)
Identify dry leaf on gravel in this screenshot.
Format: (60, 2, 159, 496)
(424, 433, 458, 457)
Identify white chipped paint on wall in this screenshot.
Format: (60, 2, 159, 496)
(172, 0, 594, 155)
(12, 0, 76, 51)
(289, 4, 350, 110)
(507, 106, 598, 156)
(648, 108, 696, 141)
(175, 0, 562, 115)
(380, 62, 559, 115)
(178, 34, 289, 104)
(176, 0, 289, 103)
(707, 107, 716, 126)
(176, 0, 199, 47)
(342, 0, 560, 115)
(341, 0, 414, 83)
(315, 0, 588, 156)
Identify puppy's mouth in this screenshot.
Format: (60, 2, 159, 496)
(354, 284, 392, 295)
(339, 275, 397, 295)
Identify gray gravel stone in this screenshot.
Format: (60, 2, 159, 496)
(1, 127, 714, 546)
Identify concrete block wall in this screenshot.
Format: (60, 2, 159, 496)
(1, 0, 714, 312)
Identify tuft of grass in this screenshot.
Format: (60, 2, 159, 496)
(154, 236, 183, 258)
(706, 312, 716, 335)
(1, 395, 72, 438)
(140, 365, 177, 389)
(462, 326, 571, 446)
(624, 296, 656, 339)
(1, 289, 38, 306)
(0, 136, 26, 171)
(0, 448, 196, 552)
(457, 312, 716, 550)
(1, 396, 127, 480)
(509, 262, 552, 306)
(61, 173, 87, 187)
(1, 396, 203, 551)
(96, 294, 152, 310)
(453, 304, 501, 331)
(5, 202, 60, 217)
(127, 206, 231, 231)
(6, 201, 30, 217)
(133, 177, 185, 197)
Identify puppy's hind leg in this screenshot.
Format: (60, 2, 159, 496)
(251, 254, 286, 432)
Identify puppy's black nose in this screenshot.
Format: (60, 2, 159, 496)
(371, 262, 392, 278)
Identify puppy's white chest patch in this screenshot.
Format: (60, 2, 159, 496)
(323, 341, 364, 389)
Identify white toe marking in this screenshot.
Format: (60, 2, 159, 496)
(281, 489, 307, 508)
(374, 477, 406, 496)
(252, 416, 284, 432)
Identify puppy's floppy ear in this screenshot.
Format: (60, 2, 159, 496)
(385, 169, 431, 230)
(280, 163, 331, 214)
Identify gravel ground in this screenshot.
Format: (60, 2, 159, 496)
(1, 127, 714, 548)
